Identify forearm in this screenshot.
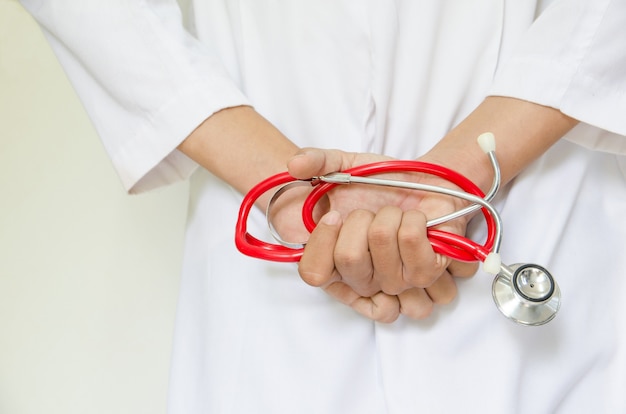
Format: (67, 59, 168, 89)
(422, 96, 579, 192)
(177, 106, 299, 204)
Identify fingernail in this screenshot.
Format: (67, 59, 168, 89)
(320, 210, 341, 226)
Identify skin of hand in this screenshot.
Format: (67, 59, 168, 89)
(284, 149, 478, 323)
(287, 96, 578, 323)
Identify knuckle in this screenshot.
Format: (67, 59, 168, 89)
(370, 292, 400, 323)
(397, 226, 421, 247)
(379, 279, 405, 296)
(367, 224, 396, 246)
(334, 248, 366, 269)
(353, 283, 380, 297)
(405, 270, 439, 288)
(404, 257, 447, 288)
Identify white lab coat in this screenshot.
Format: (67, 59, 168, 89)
(22, 0, 626, 413)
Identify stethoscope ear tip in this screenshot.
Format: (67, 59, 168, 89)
(482, 252, 502, 275)
(477, 132, 496, 153)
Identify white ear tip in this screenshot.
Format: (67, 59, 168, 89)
(477, 132, 496, 153)
(483, 252, 502, 275)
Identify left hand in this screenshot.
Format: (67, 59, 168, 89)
(306, 210, 475, 322)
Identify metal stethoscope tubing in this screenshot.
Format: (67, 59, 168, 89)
(235, 133, 561, 326)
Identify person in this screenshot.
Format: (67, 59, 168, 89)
(20, 0, 626, 412)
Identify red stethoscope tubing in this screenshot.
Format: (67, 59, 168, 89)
(235, 171, 297, 262)
(235, 161, 495, 263)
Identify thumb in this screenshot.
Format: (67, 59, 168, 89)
(298, 210, 342, 287)
(287, 148, 350, 179)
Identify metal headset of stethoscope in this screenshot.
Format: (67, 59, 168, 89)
(235, 133, 561, 326)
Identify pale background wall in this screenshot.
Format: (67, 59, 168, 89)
(0, 1, 189, 413)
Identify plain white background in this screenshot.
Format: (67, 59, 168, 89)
(0, 1, 189, 412)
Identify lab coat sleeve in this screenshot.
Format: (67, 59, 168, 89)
(20, 0, 250, 193)
(490, 0, 626, 154)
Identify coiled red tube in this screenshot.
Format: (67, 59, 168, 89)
(235, 161, 495, 263)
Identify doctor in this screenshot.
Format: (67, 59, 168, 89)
(21, 1, 626, 413)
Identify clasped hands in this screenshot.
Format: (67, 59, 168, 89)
(270, 147, 479, 323)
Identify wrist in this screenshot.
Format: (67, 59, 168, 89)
(420, 135, 494, 195)
(422, 96, 578, 193)
(178, 105, 300, 204)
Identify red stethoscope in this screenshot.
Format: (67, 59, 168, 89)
(235, 133, 561, 326)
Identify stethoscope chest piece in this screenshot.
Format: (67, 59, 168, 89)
(492, 263, 561, 326)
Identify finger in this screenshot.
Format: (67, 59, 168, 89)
(334, 209, 378, 296)
(365, 291, 402, 323)
(323, 283, 400, 323)
(397, 210, 449, 288)
(367, 206, 406, 295)
(397, 288, 434, 320)
(424, 270, 458, 305)
(447, 260, 480, 278)
(287, 148, 351, 179)
(299, 211, 342, 287)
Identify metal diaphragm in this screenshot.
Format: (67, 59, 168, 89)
(492, 263, 561, 326)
